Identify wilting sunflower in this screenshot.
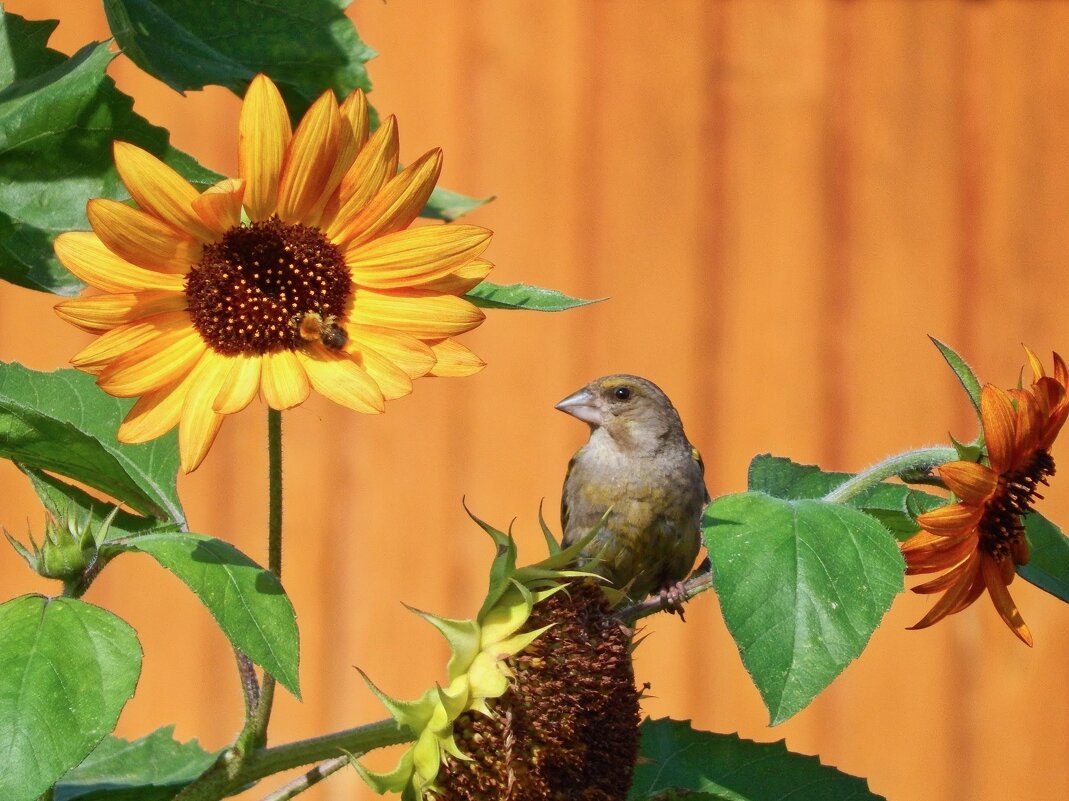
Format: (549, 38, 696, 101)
(54, 74, 492, 471)
(902, 349, 1068, 645)
(358, 517, 640, 801)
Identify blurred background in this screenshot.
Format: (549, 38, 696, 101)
(3, 2, 1069, 799)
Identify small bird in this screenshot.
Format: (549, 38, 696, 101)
(556, 375, 708, 613)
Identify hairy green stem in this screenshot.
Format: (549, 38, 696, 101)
(822, 446, 958, 504)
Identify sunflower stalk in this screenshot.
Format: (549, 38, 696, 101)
(822, 446, 959, 504)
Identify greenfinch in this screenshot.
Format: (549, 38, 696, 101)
(556, 375, 708, 610)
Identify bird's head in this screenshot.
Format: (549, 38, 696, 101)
(555, 374, 684, 447)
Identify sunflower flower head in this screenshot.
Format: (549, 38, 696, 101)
(357, 513, 641, 801)
(4, 503, 117, 581)
(55, 75, 493, 471)
(902, 348, 1068, 645)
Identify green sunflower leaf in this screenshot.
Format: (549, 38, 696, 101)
(1020, 513, 1069, 603)
(464, 281, 603, 312)
(103, 0, 375, 121)
(748, 454, 943, 539)
(113, 531, 301, 697)
(54, 726, 217, 801)
(629, 718, 885, 801)
(703, 492, 904, 724)
(422, 186, 494, 221)
(0, 363, 185, 526)
(930, 336, 983, 416)
(0, 11, 219, 296)
(0, 595, 142, 801)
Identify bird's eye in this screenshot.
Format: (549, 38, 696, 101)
(613, 386, 632, 401)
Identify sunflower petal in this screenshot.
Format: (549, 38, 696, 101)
(277, 90, 343, 224)
(333, 149, 442, 248)
(260, 349, 311, 410)
(981, 554, 1033, 646)
(1012, 388, 1043, 463)
(347, 324, 435, 379)
(240, 74, 293, 221)
(916, 502, 983, 537)
(88, 199, 202, 274)
(192, 178, 246, 235)
(907, 552, 981, 629)
(349, 289, 485, 339)
(55, 291, 188, 333)
(214, 354, 263, 414)
(298, 345, 385, 413)
(911, 558, 973, 594)
(326, 116, 399, 240)
(904, 533, 979, 575)
(421, 258, 493, 295)
(351, 344, 412, 400)
(346, 224, 491, 290)
(179, 351, 232, 472)
(981, 384, 1017, 473)
(113, 142, 214, 242)
(304, 90, 370, 228)
(97, 326, 207, 397)
(71, 311, 191, 372)
(118, 372, 193, 444)
(938, 461, 998, 505)
(55, 232, 187, 293)
(428, 339, 484, 377)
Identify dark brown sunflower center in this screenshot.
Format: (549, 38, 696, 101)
(980, 449, 1056, 565)
(185, 217, 350, 355)
(438, 580, 639, 801)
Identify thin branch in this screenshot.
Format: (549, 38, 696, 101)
(257, 755, 352, 801)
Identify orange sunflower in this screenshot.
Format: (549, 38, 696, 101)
(902, 349, 1068, 645)
(54, 75, 492, 472)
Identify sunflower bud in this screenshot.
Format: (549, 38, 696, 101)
(357, 513, 640, 800)
(4, 503, 116, 581)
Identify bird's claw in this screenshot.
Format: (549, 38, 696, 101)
(659, 580, 689, 622)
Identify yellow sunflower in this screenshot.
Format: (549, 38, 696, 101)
(902, 349, 1067, 645)
(54, 74, 492, 471)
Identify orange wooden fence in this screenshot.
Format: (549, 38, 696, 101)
(3, 2, 1069, 799)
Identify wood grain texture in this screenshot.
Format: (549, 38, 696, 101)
(2, 2, 1069, 799)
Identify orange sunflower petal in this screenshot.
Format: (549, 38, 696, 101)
(911, 558, 974, 594)
(260, 349, 311, 410)
(333, 149, 442, 248)
(113, 142, 215, 242)
(192, 178, 246, 236)
(239, 74, 293, 222)
(97, 326, 207, 398)
(937, 461, 998, 505)
(428, 339, 485, 377)
(350, 343, 413, 400)
(345, 224, 491, 290)
(349, 289, 485, 339)
(903, 533, 980, 575)
(915, 502, 983, 537)
(303, 90, 370, 228)
(87, 198, 201, 274)
(346, 324, 436, 379)
(1053, 352, 1068, 387)
(1011, 388, 1044, 463)
(980, 384, 1017, 473)
(178, 351, 232, 472)
(297, 345, 385, 413)
(213, 354, 263, 414)
(55, 232, 187, 293)
(1024, 345, 1045, 381)
(981, 553, 1033, 646)
(55, 290, 188, 334)
(276, 89, 343, 224)
(907, 552, 982, 629)
(325, 116, 399, 241)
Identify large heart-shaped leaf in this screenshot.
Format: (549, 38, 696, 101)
(115, 532, 300, 697)
(704, 492, 904, 723)
(629, 718, 884, 801)
(0, 596, 142, 801)
(0, 363, 184, 525)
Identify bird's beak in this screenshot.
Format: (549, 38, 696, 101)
(555, 387, 604, 426)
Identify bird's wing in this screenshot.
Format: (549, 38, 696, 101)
(560, 451, 579, 545)
(692, 444, 711, 504)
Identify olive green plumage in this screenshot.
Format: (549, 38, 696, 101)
(557, 374, 708, 603)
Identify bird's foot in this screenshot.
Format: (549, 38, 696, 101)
(659, 580, 689, 622)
